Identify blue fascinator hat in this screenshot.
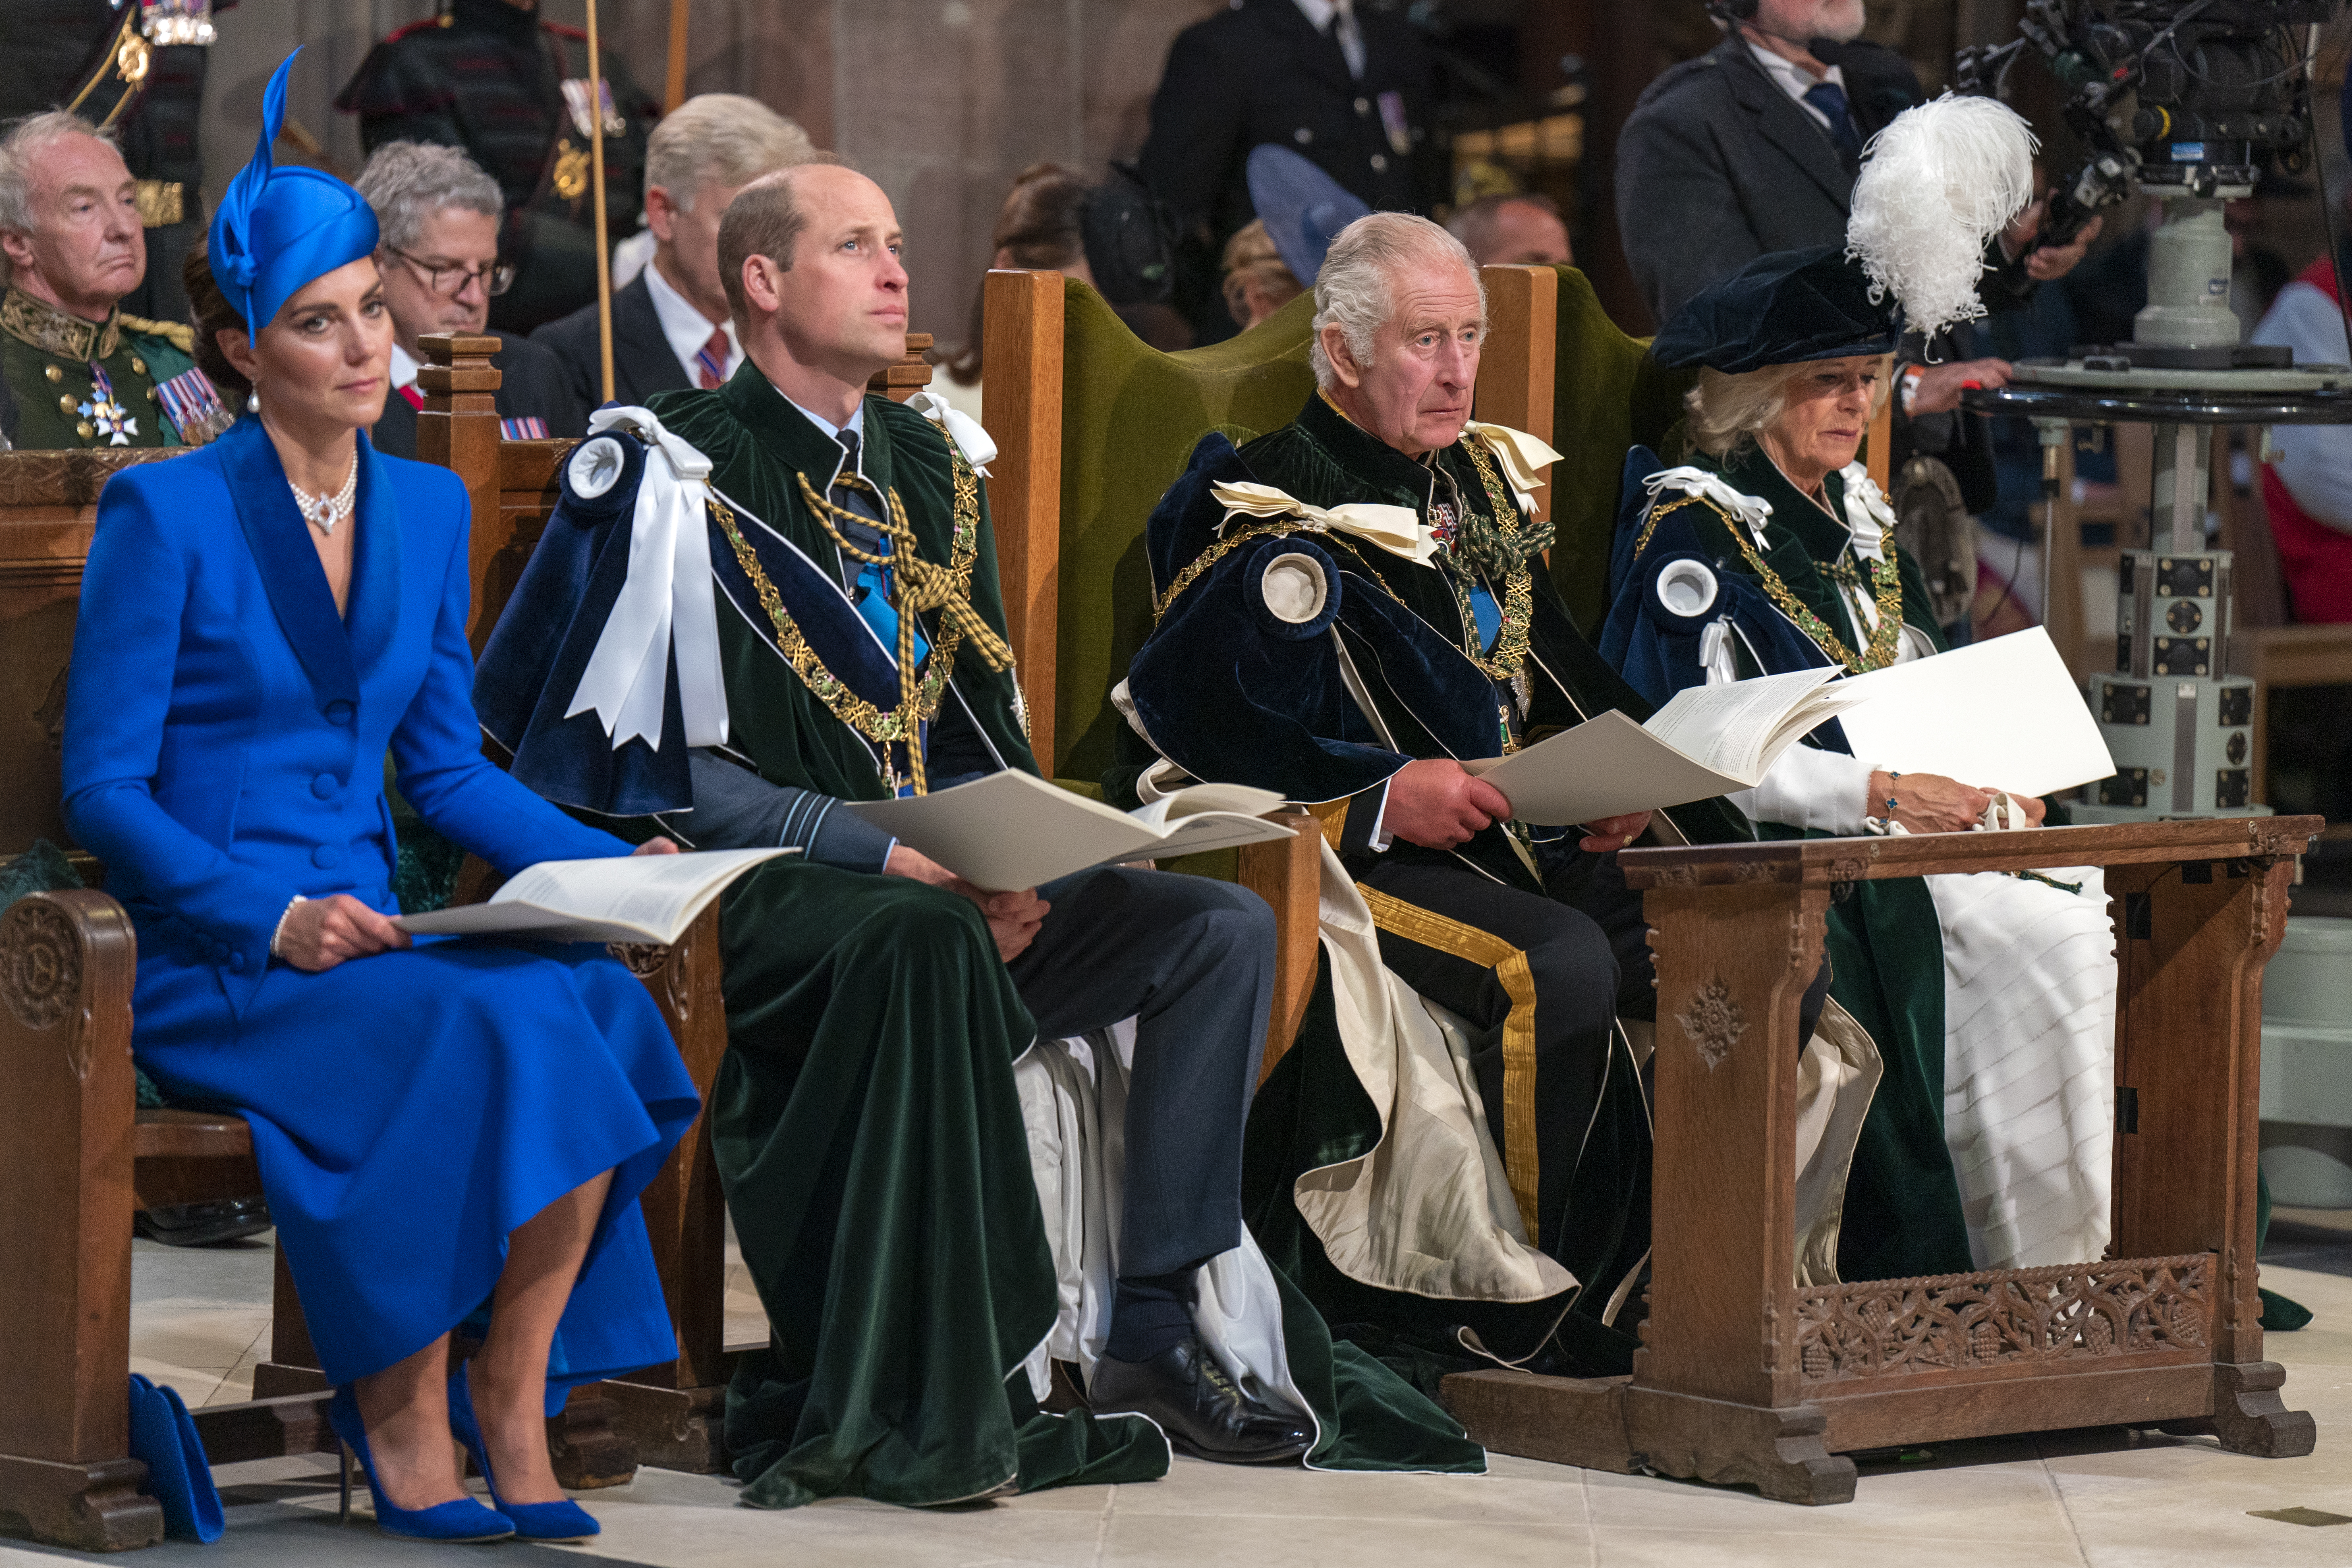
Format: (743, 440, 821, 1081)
(207, 50, 381, 338)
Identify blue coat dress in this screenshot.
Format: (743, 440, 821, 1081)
(62, 416, 701, 1397)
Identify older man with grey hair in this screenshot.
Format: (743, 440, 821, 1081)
(1114, 211, 1808, 1375)
(0, 110, 228, 452)
(535, 93, 813, 411)
(355, 140, 582, 458)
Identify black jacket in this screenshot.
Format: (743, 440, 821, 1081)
(529, 274, 692, 418)
(1616, 33, 1924, 328)
(370, 330, 584, 460)
(1139, 0, 1441, 239)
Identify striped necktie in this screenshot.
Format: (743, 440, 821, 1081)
(694, 327, 729, 390)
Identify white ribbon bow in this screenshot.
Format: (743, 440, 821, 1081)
(1642, 465, 1773, 530)
(564, 406, 730, 753)
(1837, 462, 1898, 561)
(1461, 420, 1564, 516)
(905, 389, 995, 475)
(1209, 481, 1435, 566)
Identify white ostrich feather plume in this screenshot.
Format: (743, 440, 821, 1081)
(1846, 93, 2037, 341)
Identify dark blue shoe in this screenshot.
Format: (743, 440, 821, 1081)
(326, 1386, 514, 1542)
(447, 1366, 600, 1543)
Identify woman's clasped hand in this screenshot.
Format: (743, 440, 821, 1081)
(1866, 769, 2046, 835)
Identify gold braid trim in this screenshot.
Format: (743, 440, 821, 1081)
(707, 443, 996, 796)
(1450, 438, 1535, 685)
(1632, 487, 1906, 674)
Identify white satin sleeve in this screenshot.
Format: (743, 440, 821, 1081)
(1728, 742, 1879, 836)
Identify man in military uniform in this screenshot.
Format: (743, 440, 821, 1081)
(0, 111, 229, 451)
(337, 0, 657, 335)
(0, 0, 220, 327)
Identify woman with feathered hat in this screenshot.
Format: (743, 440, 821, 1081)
(1599, 97, 2120, 1284)
(60, 52, 699, 1544)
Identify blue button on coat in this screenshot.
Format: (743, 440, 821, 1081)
(63, 418, 700, 1393)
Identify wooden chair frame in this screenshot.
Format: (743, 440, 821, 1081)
(980, 265, 1569, 1076)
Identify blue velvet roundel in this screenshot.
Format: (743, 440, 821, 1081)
(207, 50, 381, 338)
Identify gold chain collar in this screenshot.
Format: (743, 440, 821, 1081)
(1639, 492, 1907, 674)
(0, 289, 119, 361)
(708, 443, 999, 796)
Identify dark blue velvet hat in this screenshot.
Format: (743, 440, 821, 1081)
(207, 50, 381, 338)
(1648, 247, 1898, 374)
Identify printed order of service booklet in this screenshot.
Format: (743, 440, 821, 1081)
(1464, 628, 2112, 825)
(842, 773, 1297, 892)
(395, 847, 796, 945)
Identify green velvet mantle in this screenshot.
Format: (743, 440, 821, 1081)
(642, 369, 1478, 1503)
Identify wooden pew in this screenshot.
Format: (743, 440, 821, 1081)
(1444, 816, 2322, 1502)
(0, 450, 336, 1552)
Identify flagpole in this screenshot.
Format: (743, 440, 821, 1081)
(585, 0, 615, 404)
(664, 0, 691, 113)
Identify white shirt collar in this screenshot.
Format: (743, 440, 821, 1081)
(389, 341, 420, 392)
(1291, 0, 1364, 78)
(776, 384, 866, 455)
(1744, 37, 1844, 129)
(643, 255, 741, 386)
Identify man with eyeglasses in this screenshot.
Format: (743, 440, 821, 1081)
(354, 140, 583, 459)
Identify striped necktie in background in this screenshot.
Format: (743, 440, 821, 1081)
(1802, 80, 1863, 162)
(695, 328, 729, 390)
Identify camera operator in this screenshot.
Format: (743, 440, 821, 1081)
(1616, 0, 2101, 333)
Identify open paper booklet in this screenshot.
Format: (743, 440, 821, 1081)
(394, 847, 796, 946)
(1462, 628, 2116, 826)
(841, 772, 1297, 892)
(1463, 664, 1870, 825)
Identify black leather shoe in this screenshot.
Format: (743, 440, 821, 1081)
(1087, 1336, 1313, 1464)
(134, 1197, 272, 1248)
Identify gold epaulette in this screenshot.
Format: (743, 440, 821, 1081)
(118, 313, 195, 356)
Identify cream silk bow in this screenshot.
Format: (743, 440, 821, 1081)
(564, 406, 730, 753)
(1209, 481, 1436, 566)
(1461, 420, 1564, 516)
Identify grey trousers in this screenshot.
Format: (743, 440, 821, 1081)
(1006, 867, 1275, 1279)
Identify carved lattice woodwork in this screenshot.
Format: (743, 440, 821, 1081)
(1796, 1253, 2213, 1383)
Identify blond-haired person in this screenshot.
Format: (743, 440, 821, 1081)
(534, 93, 813, 408)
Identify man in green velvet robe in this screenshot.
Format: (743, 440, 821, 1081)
(474, 164, 1485, 1508)
(1117, 213, 1823, 1377)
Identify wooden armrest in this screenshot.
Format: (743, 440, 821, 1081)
(1239, 810, 1321, 1082)
(1620, 817, 2322, 889)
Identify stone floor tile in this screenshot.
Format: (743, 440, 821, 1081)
(1582, 1438, 2073, 1544)
(1593, 1526, 2056, 1567)
(129, 1234, 276, 1309)
(1104, 1450, 1576, 1524)
(1097, 1511, 1590, 1567)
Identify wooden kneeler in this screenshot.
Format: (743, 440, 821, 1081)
(1443, 817, 2322, 1503)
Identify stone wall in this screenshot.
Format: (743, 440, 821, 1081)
(198, 0, 1223, 345)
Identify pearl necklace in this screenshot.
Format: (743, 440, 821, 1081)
(290, 453, 358, 535)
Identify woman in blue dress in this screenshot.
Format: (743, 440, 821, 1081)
(60, 53, 699, 1545)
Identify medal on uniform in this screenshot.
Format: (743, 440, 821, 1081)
(79, 363, 138, 446)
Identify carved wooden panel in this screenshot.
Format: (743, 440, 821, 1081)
(1796, 1253, 2213, 1383)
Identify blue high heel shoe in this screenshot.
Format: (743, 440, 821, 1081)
(326, 1386, 514, 1542)
(446, 1365, 600, 1543)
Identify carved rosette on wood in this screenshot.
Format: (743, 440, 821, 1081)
(1676, 978, 1744, 1070)
(607, 930, 695, 1024)
(2, 895, 83, 1037)
(1796, 1254, 2212, 1382)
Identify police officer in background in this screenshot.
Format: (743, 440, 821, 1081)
(337, 0, 657, 335)
(1139, 0, 1440, 344)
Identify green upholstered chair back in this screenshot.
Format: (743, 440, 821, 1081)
(1052, 281, 1318, 783)
(1545, 265, 1696, 634)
